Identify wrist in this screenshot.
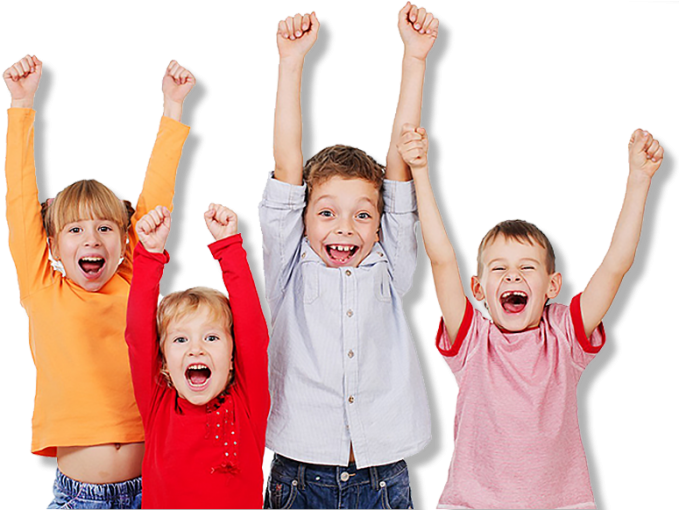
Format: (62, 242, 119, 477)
(279, 55, 305, 70)
(163, 99, 183, 121)
(627, 169, 653, 188)
(11, 98, 34, 109)
(403, 51, 428, 64)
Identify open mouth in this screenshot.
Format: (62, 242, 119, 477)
(78, 257, 106, 277)
(325, 244, 358, 265)
(500, 291, 528, 314)
(185, 363, 212, 389)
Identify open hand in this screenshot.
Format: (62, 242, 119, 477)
(136, 206, 171, 253)
(277, 12, 319, 60)
(3, 55, 42, 108)
(399, 3, 438, 60)
(204, 203, 238, 241)
(628, 129, 663, 179)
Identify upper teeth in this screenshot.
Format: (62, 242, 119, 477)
(329, 245, 354, 252)
(502, 291, 527, 298)
(81, 257, 104, 262)
(188, 364, 208, 370)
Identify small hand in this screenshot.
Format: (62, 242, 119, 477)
(204, 203, 239, 241)
(397, 123, 429, 170)
(277, 12, 319, 60)
(399, 3, 439, 60)
(628, 129, 663, 179)
(3, 55, 42, 108)
(136, 206, 171, 254)
(160, 58, 198, 108)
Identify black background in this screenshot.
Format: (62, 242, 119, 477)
(0, 0, 677, 508)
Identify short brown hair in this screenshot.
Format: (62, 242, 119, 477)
(42, 179, 133, 243)
(303, 145, 385, 213)
(156, 287, 234, 388)
(477, 220, 556, 275)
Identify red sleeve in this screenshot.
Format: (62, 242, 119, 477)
(209, 234, 270, 441)
(125, 242, 170, 419)
(569, 292, 606, 354)
(436, 298, 475, 357)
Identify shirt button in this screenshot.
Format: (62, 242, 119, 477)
(340, 472, 350, 482)
(378, 252, 384, 257)
(348, 350, 354, 358)
(301, 252, 306, 259)
(345, 269, 352, 276)
(346, 309, 353, 317)
(348, 396, 355, 404)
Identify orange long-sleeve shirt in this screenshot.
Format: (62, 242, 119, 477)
(5, 108, 190, 456)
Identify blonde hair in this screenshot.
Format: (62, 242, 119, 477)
(42, 179, 133, 242)
(156, 287, 234, 389)
(477, 220, 556, 276)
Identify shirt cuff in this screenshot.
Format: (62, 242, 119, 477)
(261, 172, 307, 209)
(208, 233, 243, 259)
(133, 241, 170, 264)
(569, 293, 606, 354)
(382, 179, 417, 214)
(436, 298, 474, 357)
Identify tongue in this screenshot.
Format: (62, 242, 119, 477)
(188, 369, 210, 386)
(80, 261, 103, 273)
(329, 247, 352, 262)
(503, 300, 526, 314)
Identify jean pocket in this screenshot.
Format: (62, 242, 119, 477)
(379, 477, 412, 509)
(267, 478, 299, 509)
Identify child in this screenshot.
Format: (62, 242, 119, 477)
(4, 55, 193, 508)
(260, 4, 438, 508)
(125, 204, 269, 509)
(397, 124, 663, 509)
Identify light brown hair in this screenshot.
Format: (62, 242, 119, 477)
(41, 179, 133, 243)
(303, 145, 385, 213)
(477, 220, 556, 275)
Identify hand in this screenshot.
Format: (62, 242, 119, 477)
(204, 203, 238, 241)
(628, 129, 663, 179)
(3, 55, 42, 108)
(136, 206, 171, 254)
(397, 123, 429, 170)
(277, 12, 319, 60)
(399, 3, 439, 60)
(162, 60, 195, 121)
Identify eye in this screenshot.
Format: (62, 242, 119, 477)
(491, 266, 505, 272)
(356, 212, 372, 220)
(68, 226, 82, 234)
(319, 210, 333, 218)
(173, 336, 188, 344)
(521, 265, 535, 271)
(205, 335, 219, 342)
(98, 225, 114, 233)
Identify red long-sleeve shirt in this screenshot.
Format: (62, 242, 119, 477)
(126, 234, 269, 509)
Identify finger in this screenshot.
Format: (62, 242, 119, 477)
(400, 122, 417, 134)
(278, 20, 290, 39)
(653, 145, 664, 162)
(629, 129, 648, 153)
(13, 63, 26, 78)
(19, 56, 32, 74)
(285, 17, 295, 39)
(293, 13, 303, 38)
(421, 12, 435, 33)
(399, 2, 412, 18)
(415, 7, 427, 30)
(302, 13, 310, 33)
(310, 12, 320, 33)
(167, 60, 178, 74)
(408, 4, 419, 23)
(646, 138, 660, 157)
(427, 17, 439, 36)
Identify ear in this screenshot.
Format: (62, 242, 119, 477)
(471, 275, 485, 302)
(547, 272, 562, 299)
(374, 226, 380, 243)
(120, 232, 129, 258)
(48, 237, 60, 260)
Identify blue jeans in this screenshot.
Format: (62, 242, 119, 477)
(264, 454, 413, 509)
(47, 468, 142, 509)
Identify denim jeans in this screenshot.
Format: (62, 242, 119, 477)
(47, 468, 142, 509)
(264, 454, 413, 509)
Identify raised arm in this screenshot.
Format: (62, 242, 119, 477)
(398, 124, 467, 339)
(273, 12, 319, 185)
(579, 129, 663, 337)
(386, 3, 438, 181)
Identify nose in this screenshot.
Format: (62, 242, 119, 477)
(505, 272, 522, 282)
(335, 218, 354, 236)
(83, 230, 101, 247)
(188, 340, 205, 356)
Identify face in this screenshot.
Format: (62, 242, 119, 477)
(50, 218, 126, 292)
(471, 235, 562, 332)
(304, 176, 381, 268)
(162, 306, 234, 406)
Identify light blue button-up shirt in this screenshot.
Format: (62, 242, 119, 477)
(259, 175, 431, 469)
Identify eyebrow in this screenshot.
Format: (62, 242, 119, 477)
(313, 195, 378, 207)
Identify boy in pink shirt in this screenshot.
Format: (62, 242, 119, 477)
(397, 125, 663, 509)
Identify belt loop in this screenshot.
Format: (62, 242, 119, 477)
(297, 462, 306, 490)
(369, 466, 380, 491)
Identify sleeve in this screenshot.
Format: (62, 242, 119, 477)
(258, 173, 306, 302)
(567, 293, 606, 369)
(436, 298, 482, 373)
(379, 179, 419, 296)
(125, 242, 169, 419)
(119, 116, 190, 281)
(5, 108, 54, 300)
(209, 234, 270, 439)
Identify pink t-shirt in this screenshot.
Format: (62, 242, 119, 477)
(436, 294, 605, 510)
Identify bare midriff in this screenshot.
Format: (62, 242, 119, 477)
(56, 442, 144, 484)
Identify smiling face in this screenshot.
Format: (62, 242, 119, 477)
(162, 306, 234, 406)
(471, 234, 562, 332)
(304, 176, 381, 268)
(50, 218, 126, 292)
